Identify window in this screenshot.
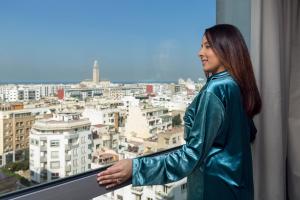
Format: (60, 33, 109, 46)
(50, 161, 60, 169)
(163, 185, 168, 193)
(50, 140, 59, 147)
(73, 159, 77, 167)
(30, 139, 35, 145)
(81, 147, 85, 154)
(135, 195, 141, 200)
(51, 173, 59, 179)
(73, 149, 78, 156)
(51, 151, 59, 159)
(181, 183, 187, 191)
(117, 195, 123, 200)
(165, 138, 169, 145)
(81, 137, 85, 144)
(172, 137, 177, 144)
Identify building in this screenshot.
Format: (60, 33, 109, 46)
(29, 112, 92, 183)
(0, 103, 24, 111)
(125, 105, 172, 139)
(93, 60, 100, 84)
(0, 109, 35, 166)
(157, 126, 185, 151)
(91, 124, 120, 153)
(64, 88, 103, 101)
(91, 148, 119, 169)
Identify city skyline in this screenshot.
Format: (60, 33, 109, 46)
(0, 0, 216, 82)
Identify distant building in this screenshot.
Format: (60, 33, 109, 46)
(146, 85, 153, 95)
(57, 88, 64, 100)
(29, 112, 92, 183)
(93, 60, 100, 84)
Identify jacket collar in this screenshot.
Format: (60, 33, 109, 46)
(207, 70, 230, 82)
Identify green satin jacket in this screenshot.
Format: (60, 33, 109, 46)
(132, 70, 256, 200)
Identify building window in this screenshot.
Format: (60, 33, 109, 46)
(81, 157, 85, 164)
(73, 159, 77, 167)
(51, 172, 59, 179)
(116, 195, 123, 200)
(135, 195, 141, 200)
(81, 137, 85, 144)
(50, 140, 59, 147)
(50, 161, 60, 169)
(165, 139, 169, 145)
(163, 185, 168, 193)
(51, 151, 59, 159)
(172, 137, 177, 144)
(181, 183, 187, 191)
(73, 149, 78, 156)
(30, 139, 35, 145)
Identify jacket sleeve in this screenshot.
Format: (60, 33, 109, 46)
(132, 91, 225, 186)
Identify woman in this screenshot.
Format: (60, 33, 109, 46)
(97, 24, 261, 200)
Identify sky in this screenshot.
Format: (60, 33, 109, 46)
(0, 0, 216, 83)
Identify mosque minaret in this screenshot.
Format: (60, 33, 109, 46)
(92, 60, 100, 83)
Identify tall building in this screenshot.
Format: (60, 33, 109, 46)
(93, 60, 100, 84)
(29, 112, 92, 183)
(0, 109, 35, 166)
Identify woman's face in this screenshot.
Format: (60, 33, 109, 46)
(198, 35, 224, 74)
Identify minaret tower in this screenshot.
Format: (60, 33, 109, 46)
(92, 60, 100, 83)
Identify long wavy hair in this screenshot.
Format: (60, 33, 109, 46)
(204, 24, 261, 117)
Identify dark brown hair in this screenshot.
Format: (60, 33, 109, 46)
(204, 24, 261, 117)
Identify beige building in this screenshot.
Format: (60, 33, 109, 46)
(157, 126, 185, 151)
(0, 109, 35, 166)
(125, 105, 172, 139)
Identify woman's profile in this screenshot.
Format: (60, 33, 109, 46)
(97, 24, 262, 200)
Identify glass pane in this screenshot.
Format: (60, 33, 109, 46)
(0, 0, 216, 199)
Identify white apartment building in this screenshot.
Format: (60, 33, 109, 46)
(29, 112, 92, 183)
(82, 105, 126, 130)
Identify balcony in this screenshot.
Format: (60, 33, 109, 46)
(130, 186, 143, 195)
(40, 156, 47, 163)
(65, 154, 71, 161)
(40, 146, 47, 152)
(65, 144, 71, 151)
(65, 165, 71, 172)
(0, 145, 181, 200)
(155, 190, 168, 199)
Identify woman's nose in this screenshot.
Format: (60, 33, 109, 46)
(198, 48, 204, 58)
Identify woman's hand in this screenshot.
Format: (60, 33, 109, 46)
(97, 159, 133, 189)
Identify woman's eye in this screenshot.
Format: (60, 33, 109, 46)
(205, 45, 211, 48)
